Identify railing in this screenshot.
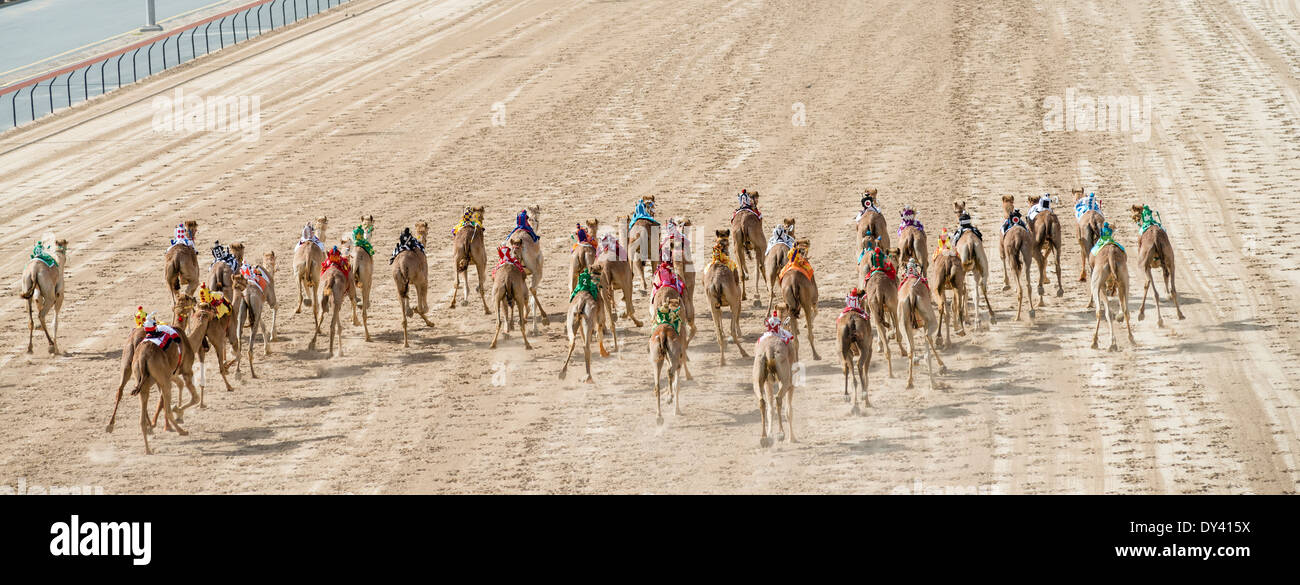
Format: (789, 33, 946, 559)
(0, 0, 355, 131)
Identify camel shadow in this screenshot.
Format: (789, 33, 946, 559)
(839, 437, 912, 454)
(920, 402, 973, 419)
(691, 407, 761, 428)
(196, 433, 345, 457)
(987, 382, 1042, 396)
(1209, 319, 1270, 332)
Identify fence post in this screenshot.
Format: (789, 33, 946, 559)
(204, 22, 213, 54)
(99, 59, 108, 96)
(27, 84, 36, 123)
(176, 30, 183, 65)
(131, 48, 141, 84)
(66, 71, 73, 108)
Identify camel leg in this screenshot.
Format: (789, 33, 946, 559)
(215, 335, 234, 391)
(804, 304, 819, 360)
(860, 344, 872, 407)
(904, 322, 917, 390)
(295, 276, 304, 314)
(416, 281, 435, 328)
(449, 268, 462, 309)
(107, 364, 128, 433)
(622, 286, 643, 327)
(1092, 289, 1104, 349)
(710, 303, 727, 366)
(785, 387, 795, 443)
(671, 359, 682, 415)
(247, 314, 259, 379)
(1000, 246, 1010, 290)
(1079, 239, 1090, 282)
(1014, 271, 1023, 321)
(654, 356, 663, 425)
(923, 329, 941, 389)
(518, 294, 533, 350)
(1054, 246, 1064, 296)
(158, 375, 186, 438)
(311, 283, 321, 334)
(982, 271, 996, 325)
(26, 297, 34, 354)
(490, 300, 504, 349)
(530, 285, 550, 328)
(477, 262, 491, 315)
(757, 391, 771, 448)
(730, 301, 749, 359)
(36, 300, 56, 354)
(892, 312, 909, 358)
(1104, 292, 1119, 352)
(559, 336, 578, 380)
(1122, 286, 1136, 345)
(138, 385, 153, 455)
(581, 326, 593, 384)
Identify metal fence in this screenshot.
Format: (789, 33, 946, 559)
(1, 0, 355, 130)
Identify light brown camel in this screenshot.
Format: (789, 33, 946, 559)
(703, 230, 748, 365)
(763, 218, 796, 308)
(930, 245, 967, 348)
(20, 238, 67, 355)
(730, 192, 766, 307)
(752, 318, 796, 447)
(514, 206, 550, 332)
(570, 218, 600, 291)
(165, 220, 200, 319)
(1027, 196, 1064, 298)
(1000, 197, 1035, 320)
(350, 216, 375, 341)
(897, 210, 929, 274)
(393, 222, 436, 348)
(490, 239, 533, 350)
(855, 188, 889, 254)
(649, 297, 686, 425)
(835, 288, 872, 412)
(778, 238, 821, 361)
(314, 258, 354, 357)
(1090, 238, 1135, 351)
(1074, 188, 1105, 282)
(559, 266, 610, 383)
(189, 289, 237, 399)
(107, 297, 199, 434)
(626, 195, 660, 292)
(1131, 205, 1186, 325)
(649, 262, 694, 380)
(122, 334, 190, 454)
(238, 253, 277, 379)
(293, 216, 328, 333)
(592, 222, 643, 328)
(450, 206, 490, 313)
(952, 201, 995, 329)
(864, 247, 909, 377)
(897, 261, 947, 390)
(206, 241, 243, 294)
(658, 217, 697, 341)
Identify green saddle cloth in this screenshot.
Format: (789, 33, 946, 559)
(30, 243, 57, 267)
(654, 307, 682, 334)
(571, 270, 600, 302)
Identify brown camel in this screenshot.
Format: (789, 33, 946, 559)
(122, 334, 190, 454)
(649, 262, 694, 379)
(1074, 188, 1105, 282)
(1000, 197, 1035, 320)
(897, 261, 947, 390)
(703, 230, 748, 365)
(314, 259, 354, 357)
(238, 253, 277, 379)
(393, 222, 436, 348)
(107, 297, 200, 434)
(350, 216, 375, 341)
(649, 297, 686, 425)
(1089, 239, 1135, 351)
(730, 192, 767, 307)
(164, 221, 200, 319)
(864, 247, 908, 377)
(513, 206, 550, 332)
(752, 320, 796, 447)
(855, 188, 889, 253)
(1027, 195, 1064, 299)
(20, 238, 67, 355)
(897, 209, 929, 273)
(559, 266, 611, 383)
(450, 206, 490, 313)
(1131, 205, 1186, 325)
(952, 201, 996, 329)
(626, 195, 660, 292)
(930, 245, 967, 348)
(293, 216, 327, 333)
(490, 239, 533, 350)
(658, 217, 697, 340)
(189, 290, 237, 399)
(591, 223, 644, 328)
(570, 218, 600, 291)
(778, 238, 821, 361)
(763, 218, 796, 307)
(835, 288, 872, 412)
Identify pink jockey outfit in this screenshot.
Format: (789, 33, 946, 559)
(653, 261, 685, 295)
(757, 311, 794, 347)
(842, 290, 868, 318)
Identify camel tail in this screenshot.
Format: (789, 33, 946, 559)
(456, 254, 470, 273)
(129, 348, 147, 396)
(655, 326, 671, 358)
(19, 271, 35, 300)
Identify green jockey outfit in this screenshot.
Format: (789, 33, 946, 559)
(1090, 222, 1125, 256)
(655, 305, 682, 334)
(571, 269, 600, 302)
(352, 225, 376, 256)
(1137, 205, 1162, 235)
(30, 241, 57, 267)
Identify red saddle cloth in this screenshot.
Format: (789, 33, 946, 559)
(493, 246, 525, 277)
(321, 258, 351, 279)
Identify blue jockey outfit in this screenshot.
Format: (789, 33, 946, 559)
(629, 198, 659, 229)
(507, 209, 540, 243)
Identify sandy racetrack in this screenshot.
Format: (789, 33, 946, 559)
(0, 0, 1297, 494)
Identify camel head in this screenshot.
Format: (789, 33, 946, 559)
(315, 216, 328, 238)
(1028, 195, 1041, 206)
(414, 220, 429, 243)
(953, 200, 967, 217)
(782, 217, 795, 235)
(54, 238, 68, 267)
(888, 247, 902, 264)
(795, 237, 811, 257)
(588, 263, 604, 281)
(174, 294, 197, 326)
(526, 205, 540, 231)
(585, 218, 599, 235)
(232, 271, 248, 292)
(772, 301, 792, 326)
(1001, 195, 1016, 217)
(470, 206, 485, 224)
(1071, 187, 1085, 201)
(747, 190, 760, 203)
(263, 251, 277, 276)
(713, 229, 731, 256)
(361, 214, 375, 234)
(1130, 204, 1145, 224)
(230, 242, 245, 263)
(184, 220, 198, 240)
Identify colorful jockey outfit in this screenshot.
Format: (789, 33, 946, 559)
(1001, 209, 1028, 234)
(1090, 222, 1125, 256)
(898, 205, 924, 236)
(240, 263, 270, 293)
(596, 232, 623, 260)
(653, 260, 685, 295)
(733, 189, 761, 220)
(954, 210, 983, 242)
(629, 197, 659, 228)
(572, 223, 595, 252)
(1136, 205, 1163, 234)
(571, 268, 600, 302)
(170, 223, 195, 249)
(654, 304, 683, 334)
(142, 314, 182, 352)
(353, 225, 376, 257)
(660, 218, 690, 262)
(452, 208, 483, 236)
(856, 192, 882, 221)
(389, 227, 425, 264)
(298, 223, 324, 252)
(29, 241, 58, 267)
(898, 258, 927, 289)
(1028, 194, 1052, 221)
(757, 310, 795, 347)
(322, 246, 351, 280)
(507, 209, 540, 243)
(493, 244, 525, 277)
(766, 224, 795, 256)
(211, 241, 238, 271)
(1075, 192, 1103, 221)
(707, 239, 737, 272)
(779, 244, 815, 282)
(843, 288, 868, 319)
(198, 283, 232, 319)
(865, 246, 897, 282)
(932, 228, 956, 262)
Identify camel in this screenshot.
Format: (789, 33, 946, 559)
(752, 318, 796, 447)
(730, 192, 766, 307)
(627, 195, 660, 292)
(1074, 188, 1105, 282)
(314, 257, 354, 357)
(1131, 205, 1186, 325)
(206, 241, 243, 294)
(763, 218, 796, 308)
(393, 222, 436, 348)
(778, 238, 821, 361)
(649, 262, 694, 379)
(570, 218, 600, 291)
(952, 201, 995, 330)
(121, 333, 191, 454)
(855, 188, 889, 254)
(20, 238, 67, 355)
(835, 288, 872, 412)
(649, 297, 686, 424)
(897, 261, 947, 390)
(450, 206, 490, 313)
(703, 230, 749, 365)
(188, 289, 238, 401)
(897, 208, 929, 273)
(238, 253, 277, 379)
(1027, 196, 1064, 298)
(1090, 237, 1135, 351)
(165, 221, 200, 319)
(559, 266, 611, 383)
(592, 222, 644, 328)
(108, 297, 200, 434)
(864, 247, 909, 377)
(489, 238, 533, 350)
(513, 206, 550, 332)
(1000, 196, 1035, 320)
(293, 216, 328, 333)
(350, 216, 375, 341)
(930, 245, 967, 348)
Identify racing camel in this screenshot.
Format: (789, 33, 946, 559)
(835, 288, 872, 412)
(952, 201, 995, 329)
(703, 230, 749, 365)
(293, 216, 328, 334)
(730, 191, 766, 307)
(1131, 204, 1186, 326)
(392, 222, 436, 348)
(450, 206, 490, 314)
(649, 297, 687, 424)
(20, 237, 67, 355)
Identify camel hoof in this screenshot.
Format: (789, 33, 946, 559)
(850, 404, 860, 416)
(843, 394, 850, 403)
(657, 416, 664, 426)
(105, 424, 114, 433)
(558, 369, 568, 380)
(906, 380, 914, 389)
(1177, 312, 1186, 320)
(752, 300, 762, 308)
(1157, 319, 1165, 328)
(1091, 340, 1099, 349)
(1108, 344, 1118, 352)
(1138, 311, 1145, 321)
(940, 365, 949, 374)
(776, 432, 786, 442)
(177, 429, 189, 436)
(760, 437, 773, 448)
(1001, 285, 1010, 291)
(584, 377, 594, 384)
(1056, 289, 1064, 297)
